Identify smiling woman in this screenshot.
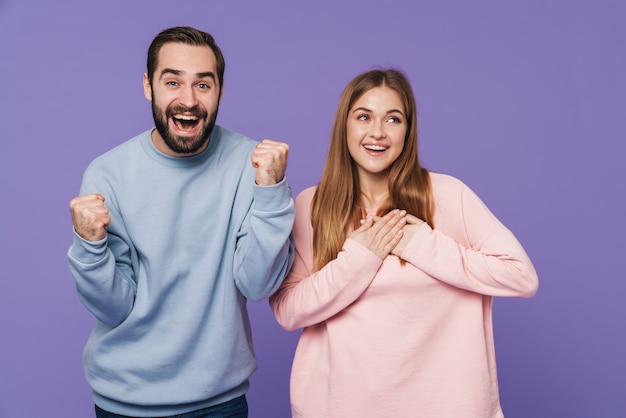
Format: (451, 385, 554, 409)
(346, 86, 407, 188)
(269, 68, 539, 418)
(1, 1, 623, 416)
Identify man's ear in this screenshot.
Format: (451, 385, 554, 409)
(143, 73, 152, 101)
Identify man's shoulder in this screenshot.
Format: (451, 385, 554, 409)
(88, 130, 150, 168)
(212, 125, 257, 151)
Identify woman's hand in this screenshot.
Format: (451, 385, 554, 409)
(349, 209, 406, 259)
(391, 214, 425, 258)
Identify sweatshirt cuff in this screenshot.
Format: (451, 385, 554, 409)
(344, 238, 385, 265)
(68, 228, 108, 264)
(253, 177, 293, 212)
(400, 222, 431, 262)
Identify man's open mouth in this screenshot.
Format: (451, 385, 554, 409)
(172, 114, 201, 131)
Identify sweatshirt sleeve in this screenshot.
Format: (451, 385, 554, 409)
(270, 188, 384, 331)
(233, 177, 296, 301)
(67, 179, 137, 327)
(400, 180, 538, 298)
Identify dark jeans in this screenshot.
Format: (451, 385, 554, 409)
(95, 395, 248, 418)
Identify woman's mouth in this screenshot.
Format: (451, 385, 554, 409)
(363, 144, 388, 153)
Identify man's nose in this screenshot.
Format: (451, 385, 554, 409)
(178, 86, 197, 108)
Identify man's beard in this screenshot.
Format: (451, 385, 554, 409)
(152, 99, 219, 155)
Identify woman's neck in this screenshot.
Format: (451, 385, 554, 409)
(359, 173, 390, 210)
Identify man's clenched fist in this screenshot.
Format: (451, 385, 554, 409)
(251, 139, 289, 185)
(69, 193, 111, 241)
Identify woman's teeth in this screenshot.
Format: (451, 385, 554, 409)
(364, 145, 386, 151)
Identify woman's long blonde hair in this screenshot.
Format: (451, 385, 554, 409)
(311, 68, 434, 271)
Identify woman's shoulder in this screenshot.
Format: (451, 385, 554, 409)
(429, 171, 467, 193)
(296, 186, 318, 203)
(428, 172, 484, 212)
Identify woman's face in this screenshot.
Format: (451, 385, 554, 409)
(346, 86, 407, 182)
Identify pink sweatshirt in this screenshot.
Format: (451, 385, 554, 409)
(270, 173, 538, 418)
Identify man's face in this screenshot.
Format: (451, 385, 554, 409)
(143, 42, 221, 156)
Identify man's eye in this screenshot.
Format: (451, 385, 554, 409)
(198, 83, 210, 89)
(166, 81, 178, 86)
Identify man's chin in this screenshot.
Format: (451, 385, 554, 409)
(164, 133, 208, 155)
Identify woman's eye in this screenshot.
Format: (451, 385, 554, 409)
(357, 115, 369, 121)
(388, 116, 402, 123)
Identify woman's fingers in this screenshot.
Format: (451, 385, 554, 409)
(350, 210, 406, 259)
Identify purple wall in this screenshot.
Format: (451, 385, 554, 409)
(1, 1, 624, 417)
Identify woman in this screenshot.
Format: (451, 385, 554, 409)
(270, 68, 538, 417)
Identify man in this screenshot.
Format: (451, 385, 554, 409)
(67, 26, 295, 418)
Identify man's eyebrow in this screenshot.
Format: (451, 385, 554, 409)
(159, 68, 181, 79)
(196, 71, 216, 81)
(158, 68, 216, 81)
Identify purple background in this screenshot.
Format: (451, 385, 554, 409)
(1, 1, 624, 417)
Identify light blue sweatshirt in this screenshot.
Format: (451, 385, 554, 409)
(67, 126, 295, 416)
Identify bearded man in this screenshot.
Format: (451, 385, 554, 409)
(67, 26, 294, 418)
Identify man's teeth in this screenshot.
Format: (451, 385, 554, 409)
(364, 145, 387, 151)
(173, 115, 198, 121)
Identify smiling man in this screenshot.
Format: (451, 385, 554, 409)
(67, 26, 295, 418)
(146, 41, 219, 157)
